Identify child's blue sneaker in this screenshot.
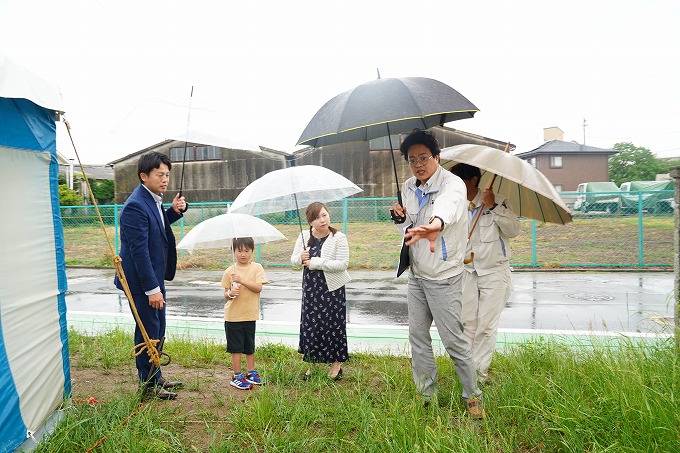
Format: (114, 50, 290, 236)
(246, 370, 262, 385)
(230, 373, 253, 390)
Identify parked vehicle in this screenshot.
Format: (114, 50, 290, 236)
(573, 182, 620, 213)
(619, 180, 674, 214)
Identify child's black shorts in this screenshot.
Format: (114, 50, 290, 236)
(225, 321, 256, 354)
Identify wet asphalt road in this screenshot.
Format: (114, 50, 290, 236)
(65, 267, 675, 334)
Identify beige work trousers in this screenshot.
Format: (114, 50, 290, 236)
(461, 267, 512, 382)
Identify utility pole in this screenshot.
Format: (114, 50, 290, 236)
(583, 118, 588, 144)
(671, 165, 680, 351)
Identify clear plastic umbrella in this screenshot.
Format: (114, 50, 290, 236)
(228, 165, 363, 247)
(228, 165, 362, 215)
(176, 212, 286, 253)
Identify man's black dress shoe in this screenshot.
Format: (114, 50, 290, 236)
(158, 376, 183, 390)
(143, 386, 177, 400)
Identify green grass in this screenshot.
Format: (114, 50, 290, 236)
(37, 329, 680, 452)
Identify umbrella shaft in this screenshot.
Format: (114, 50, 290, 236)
(468, 173, 498, 239)
(386, 124, 402, 206)
(178, 86, 195, 197)
(293, 193, 306, 250)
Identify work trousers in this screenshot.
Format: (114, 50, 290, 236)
(461, 267, 512, 382)
(407, 273, 481, 401)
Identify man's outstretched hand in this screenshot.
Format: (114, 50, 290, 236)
(404, 218, 443, 253)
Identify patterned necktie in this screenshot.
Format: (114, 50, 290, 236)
(469, 202, 476, 212)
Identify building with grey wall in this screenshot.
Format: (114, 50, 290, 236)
(110, 127, 510, 203)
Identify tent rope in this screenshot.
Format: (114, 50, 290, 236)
(62, 116, 163, 369)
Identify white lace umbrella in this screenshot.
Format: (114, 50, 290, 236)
(440, 144, 573, 224)
(177, 212, 285, 252)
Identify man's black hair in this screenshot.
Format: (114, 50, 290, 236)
(450, 163, 482, 187)
(399, 129, 441, 161)
(137, 152, 172, 183)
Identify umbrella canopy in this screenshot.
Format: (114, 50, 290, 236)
(297, 77, 478, 147)
(296, 76, 477, 205)
(228, 165, 363, 216)
(440, 144, 573, 224)
(176, 212, 286, 252)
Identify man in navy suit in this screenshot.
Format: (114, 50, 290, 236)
(114, 151, 187, 400)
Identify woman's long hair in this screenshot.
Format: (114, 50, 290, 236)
(305, 202, 337, 248)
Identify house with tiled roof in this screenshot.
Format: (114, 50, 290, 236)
(514, 127, 619, 192)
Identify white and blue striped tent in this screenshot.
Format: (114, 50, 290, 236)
(0, 55, 70, 452)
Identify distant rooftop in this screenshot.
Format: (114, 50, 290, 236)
(58, 163, 114, 180)
(515, 140, 618, 158)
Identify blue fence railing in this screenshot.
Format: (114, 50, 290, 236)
(60, 191, 675, 269)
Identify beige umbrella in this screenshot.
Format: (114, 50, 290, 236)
(440, 144, 573, 224)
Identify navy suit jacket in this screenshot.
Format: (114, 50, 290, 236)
(114, 184, 182, 295)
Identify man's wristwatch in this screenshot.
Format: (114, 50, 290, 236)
(429, 215, 445, 231)
(489, 203, 498, 211)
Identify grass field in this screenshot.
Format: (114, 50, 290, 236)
(36, 329, 679, 452)
(52, 212, 679, 451)
(61, 215, 675, 269)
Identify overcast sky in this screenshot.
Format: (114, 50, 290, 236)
(1, 0, 679, 164)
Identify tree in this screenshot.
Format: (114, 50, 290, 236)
(59, 184, 82, 206)
(657, 158, 680, 174)
(90, 179, 114, 204)
(608, 142, 665, 186)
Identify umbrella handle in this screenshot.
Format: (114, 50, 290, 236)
(467, 202, 484, 240)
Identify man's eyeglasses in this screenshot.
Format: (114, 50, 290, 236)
(408, 156, 434, 167)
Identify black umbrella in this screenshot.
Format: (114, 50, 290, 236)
(297, 76, 478, 206)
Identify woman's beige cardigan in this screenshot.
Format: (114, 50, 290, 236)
(290, 230, 351, 292)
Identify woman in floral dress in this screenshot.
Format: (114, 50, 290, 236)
(291, 202, 351, 380)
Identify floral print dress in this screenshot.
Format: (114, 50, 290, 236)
(298, 235, 349, 363)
